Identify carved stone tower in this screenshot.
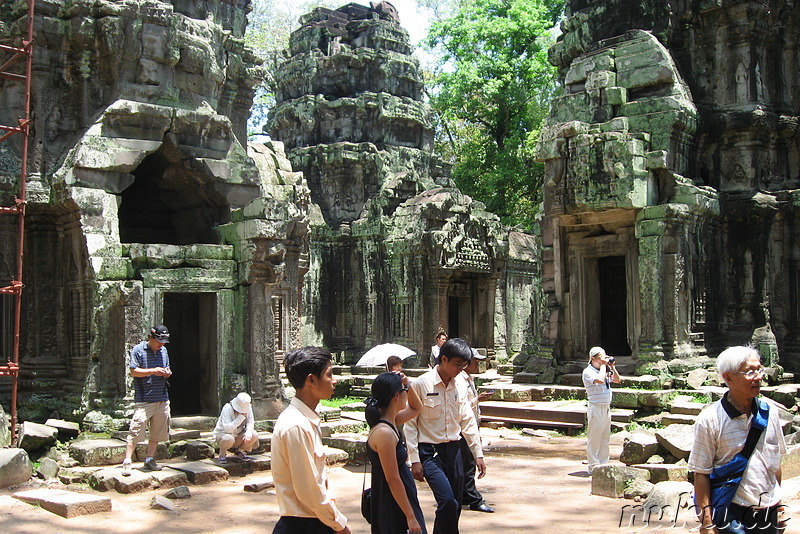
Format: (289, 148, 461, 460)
(270, 2, 539, 362)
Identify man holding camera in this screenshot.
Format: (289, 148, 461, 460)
(582, 346, 620, 475)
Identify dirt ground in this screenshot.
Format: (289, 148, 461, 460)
(1, 429, 798, 534)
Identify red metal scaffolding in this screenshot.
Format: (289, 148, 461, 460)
(0, 0, 34, 443)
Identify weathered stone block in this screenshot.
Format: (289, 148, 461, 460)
(0, 448, 32, 488)
(167, 461, 229, 485)
(591, 465, 650, 498)
(620, 433, 659, 466)
(69, 438, 127, 466)
(44, 419, 81, 441)
(18, 421, 58, 452)
(164, 485, 192, 499)
(655, 425, 694, 460)
(13, 488, 112, 518)
(35, 457, 60, 480)
(632, 463, 689, 483)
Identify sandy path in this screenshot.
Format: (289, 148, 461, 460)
(1, 430, 798, 533)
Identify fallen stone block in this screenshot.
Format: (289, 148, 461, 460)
(591, 465, 650, 498)
(18, 422, 58, 453)
(248, 453, 271, 472)
(164, 485, 191, 499)
(185, 440, 215, 460)
(150, 467, 189, 489)
(632, 463, 689, 483)
(619, 433, 659, 466)
(13, 488, 112, 518)
(44, 419, 81, 441)
(57, 466, 103, 484)
(69, 438, 127, 466)
(150, 495, 175, 510)
(244, 478, 275, 492)
(35, 457, 60, 480)
(0, 448, 32, 488)
(655, 424, 694, 460)
(167, 461, 229, 485)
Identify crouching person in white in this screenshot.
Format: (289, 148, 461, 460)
(214, 392, 259, 462)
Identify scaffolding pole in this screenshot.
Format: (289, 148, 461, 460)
(0, 0, 34, 444)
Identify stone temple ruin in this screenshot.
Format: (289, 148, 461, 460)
(535, 0, 800, 374)
(0, 0, 538, 426)
(0, 0, 310, 422)
(268, 2, 538, 364)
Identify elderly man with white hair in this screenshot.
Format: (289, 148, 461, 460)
(214, 392, 259, 462)
(688, 346, 787, 534)
(582, 346, 620, 475)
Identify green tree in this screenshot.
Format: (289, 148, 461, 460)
(426, 0, 562, 228)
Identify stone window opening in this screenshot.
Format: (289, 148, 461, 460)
(118, 140, 230, 245)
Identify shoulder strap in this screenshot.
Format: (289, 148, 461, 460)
(377, 419, 402, 441)
(740, 399, 770, 459)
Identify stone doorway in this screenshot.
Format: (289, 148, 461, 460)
(597, 256, 632, 356)
(448, 295, 470, 341)
(163, 292, 218, 416)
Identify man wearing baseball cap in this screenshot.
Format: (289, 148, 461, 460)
(122, 324, 172, 475)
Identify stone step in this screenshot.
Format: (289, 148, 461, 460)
(89, 465, 188, 494)
(167, 460, 230, 485)
(13, 488, 112, 518)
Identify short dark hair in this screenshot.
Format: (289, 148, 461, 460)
(440, 337, 472, 364)
(386, 355, 403, 370)
(284, 346, 333, 390)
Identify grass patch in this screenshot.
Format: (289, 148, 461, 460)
(320, 396, 363, 409)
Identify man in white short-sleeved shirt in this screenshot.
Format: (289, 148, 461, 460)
(582, 346, 620, 474)
(688, 346, 787, 534)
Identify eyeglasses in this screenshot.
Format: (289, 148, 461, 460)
(736, 368, 765, 379)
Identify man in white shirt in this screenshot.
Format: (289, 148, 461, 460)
(406, 338, 485, 534)
(582, 346, 620, 474)
(688, 346, 787, 534)
(270, 346, 350, 534)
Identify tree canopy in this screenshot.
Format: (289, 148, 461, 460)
(426, 0, 563, 229)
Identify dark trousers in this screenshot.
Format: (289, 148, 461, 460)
(720, 504, 781, 534)
(459, 436, 483, 506)
(419, 441, 464, 534)
(273, 516, 334, 534)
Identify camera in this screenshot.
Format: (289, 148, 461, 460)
(606, 356, 615, 365)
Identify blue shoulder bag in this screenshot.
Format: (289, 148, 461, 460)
(704, 399, 770, 532)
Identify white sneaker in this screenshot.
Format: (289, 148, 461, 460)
(122, 459, 132, 476)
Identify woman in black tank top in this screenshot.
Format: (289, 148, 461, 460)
(365, 371, 427, 534)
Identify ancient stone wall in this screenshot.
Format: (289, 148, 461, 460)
(0, 1, 309, 421)
(270, 2, 539, 363)
(537, 0, 800, 370)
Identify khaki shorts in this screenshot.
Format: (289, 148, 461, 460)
(127, 401, 171, 444)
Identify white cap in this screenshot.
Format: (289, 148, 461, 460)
(230, 392, 251, 414)
(588, 346, 605, 360)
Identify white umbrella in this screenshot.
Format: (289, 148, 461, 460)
(355, 343, 416, 367)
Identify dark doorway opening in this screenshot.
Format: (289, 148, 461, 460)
(598, 256, 631, 356)
(118, 139, 229, 245)
(163, 292, 218, 415)
(447, 294, 472, 344)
